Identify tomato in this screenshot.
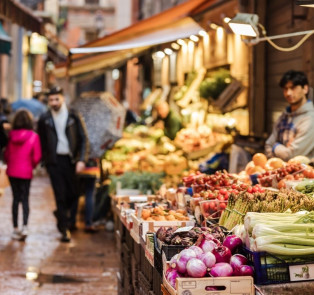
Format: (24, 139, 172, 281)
(219, 188, 227, 195)
(217, 195, 225, 202)
(247, 187, 253, 193)
(252, 186, 259, 193)
(209, 201, 217, 210)
(219, 202, 227, 210)
(277, 179, 286, 189)
(201, 202, 211, 212)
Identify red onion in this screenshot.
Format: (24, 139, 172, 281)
(233, 265, 254, 276)
(210, 262, 233, 277)
(170, 254, 179, 269)
(212, 246, 232, 263)
(186, 258, 207, 278)
(189, 246, 203, 258)
(200, 252, 216, 270)
(199, 239, 216, 253)
(166, 269, 181, 289)
(223, 235, 242, 254)
(205, 287, 218, 291)
(230, 254, 248, 271)
(176, 249, 197, 274)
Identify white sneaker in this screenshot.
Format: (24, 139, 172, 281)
(21, 226, 28, 238)
(12, 229, 22, 240)
(105, 220, 114, 232)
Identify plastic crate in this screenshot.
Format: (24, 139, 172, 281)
(153, 234, 187, 277)
(131, 255, 139, 288)
(244, 247, 314, 285)
(121, 242, 131, 270)
(153, 267, 163, 295)
(138, 271, 152, 294)
(133, 238, 141, 263)
(140, 243, 153, 283)
(125, 227, 134, 252)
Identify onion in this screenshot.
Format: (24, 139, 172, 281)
(199, 239, 216, 253)
(230, 254, 248, 271)
(170, 254, 179, 269)
(210, 262, 233, 277)
(205, 286, 218, 291)
(166, 269, 181, 289)
(186, 258, 207, 278)
(233, 264, 254, 276)
(223, 235, 242, 253)
(212, 245, 232, 263)
(176, 249, 197, 273)
(189, 246, 203, 258)
(200, 252, 216, 270)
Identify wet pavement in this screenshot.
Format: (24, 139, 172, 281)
(0, 175, 118, 295)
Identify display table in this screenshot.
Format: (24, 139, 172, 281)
(256, 282, 314, 295)
(113, 198, 314, 295)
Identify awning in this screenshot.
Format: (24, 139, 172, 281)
(0, 0, 42, 34)
(0, 22, 11, 55)
(55, 0, 220, 77)
(70, 18, 202, 54)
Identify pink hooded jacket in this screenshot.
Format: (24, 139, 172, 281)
(4, 129, 42, 179)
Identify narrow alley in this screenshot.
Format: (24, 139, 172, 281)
(0, 175, 118, 295)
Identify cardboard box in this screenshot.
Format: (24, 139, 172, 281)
(162, 252, 254, 295)
(163, 273, 254, 295)
(131, 213, 195, 242)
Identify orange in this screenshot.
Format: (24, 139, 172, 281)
(252, 153, 267, 168)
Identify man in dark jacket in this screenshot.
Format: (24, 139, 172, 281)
(38, 86, 89, 242)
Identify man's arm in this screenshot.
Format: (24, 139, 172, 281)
(272, 116, 314, 161)
(75, 111, 90, 163)
(37, 115, 47, 165)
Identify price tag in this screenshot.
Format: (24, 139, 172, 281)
(174, 226, 194, 234)
(289, 263, 314, 282)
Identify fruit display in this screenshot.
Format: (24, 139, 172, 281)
(174, 125, 232, 154)
(257, 162, 310, 188)
(141, 206, 190, 221)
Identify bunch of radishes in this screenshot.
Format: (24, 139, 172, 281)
(165, 234, 253, 289)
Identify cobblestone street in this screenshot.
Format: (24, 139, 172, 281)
(0, 175, 118, 295)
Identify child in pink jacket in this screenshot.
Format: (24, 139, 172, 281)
(4, 109, 41, 240)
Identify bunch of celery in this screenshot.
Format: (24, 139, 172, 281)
(219, 189, 314, 230)
(244, 211, 314, 256)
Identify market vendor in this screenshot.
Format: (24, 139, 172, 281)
(153, 100, 182, 140)
(265, 70, 314, 161)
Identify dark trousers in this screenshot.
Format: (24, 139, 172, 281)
(9, 177, 31, 228)
(47, 155, 79, 233)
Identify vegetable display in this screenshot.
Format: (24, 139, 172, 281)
(219, 189, 314, 230)
(244, 211, 314, 256)
(165, 233, 253, 289)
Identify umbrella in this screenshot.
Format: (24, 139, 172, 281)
(11, 98, 47, 120)
(72, 92, 126, 158)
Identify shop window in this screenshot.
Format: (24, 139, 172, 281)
(85, 0, 99, 5)
(85, 30, 98, 42)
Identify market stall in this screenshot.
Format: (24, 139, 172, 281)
(112, 152, 314, 295)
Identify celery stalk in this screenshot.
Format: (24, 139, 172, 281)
(256, 243, 314, 256)
(255, 235, 314, 247)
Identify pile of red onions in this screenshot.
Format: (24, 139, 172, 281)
(166, 233, 254, 289)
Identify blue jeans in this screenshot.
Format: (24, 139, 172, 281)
(84, 177, 96, 227)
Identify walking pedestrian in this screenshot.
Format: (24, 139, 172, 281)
(78, 158, 100, 233)
(4, 109, 42, 240)
(38, 86, 89, 242)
